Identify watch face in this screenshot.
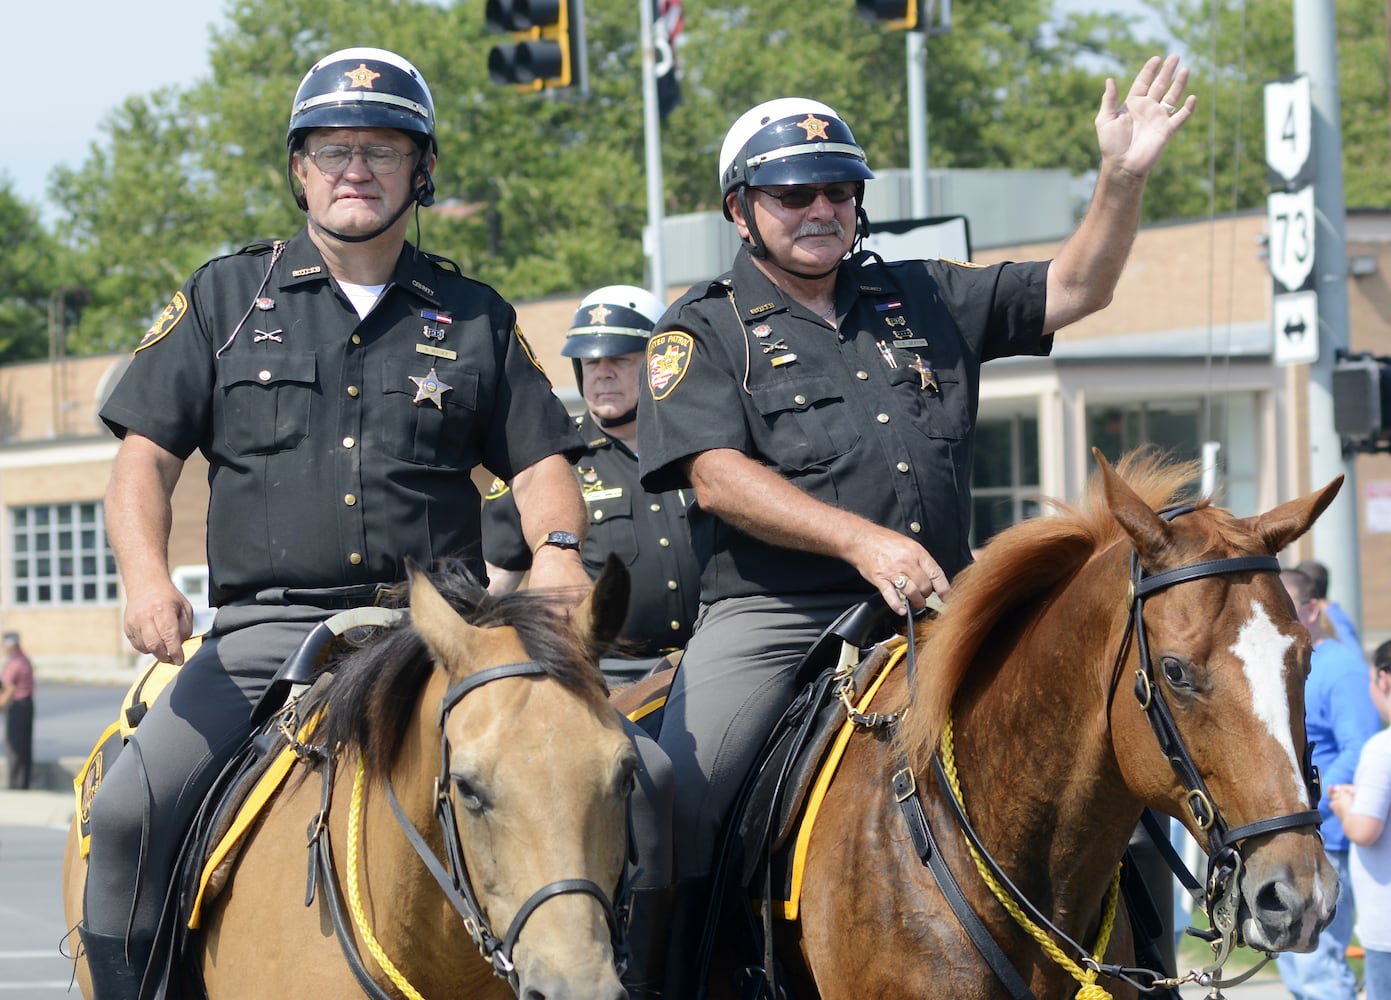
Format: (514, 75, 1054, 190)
(546, 531, 581, 549)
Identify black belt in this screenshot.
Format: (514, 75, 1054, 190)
(243, 583, 396, 610)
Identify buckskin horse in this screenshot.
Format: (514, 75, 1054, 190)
(682, 450, 1341, 1000)
(64, 558, 637, 1000)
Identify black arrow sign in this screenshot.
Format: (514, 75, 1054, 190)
(1284, 315, 1308, 341)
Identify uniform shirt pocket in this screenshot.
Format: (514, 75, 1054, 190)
(381, 358, 480, 467)
(583, 491, 639, 569)
(886, 364, 968, 441)
(749, 374, 862, 472)
(217, 352, 317, 456)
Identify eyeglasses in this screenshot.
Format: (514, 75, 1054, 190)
(757, 182, 859, 209)
(304, 144, 413, 175)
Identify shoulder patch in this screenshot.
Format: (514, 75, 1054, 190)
(513, 323, 548, 378)
(484, 477, 511, 501)
(647, 331, 693, 401)
(941, 257, 986, 269)
(135, 292, 188, 354)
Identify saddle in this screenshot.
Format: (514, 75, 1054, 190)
(71, 608, 401, 1000)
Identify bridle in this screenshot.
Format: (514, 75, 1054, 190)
(390, 660, 631, 988)
(892, 504, 1324, 996)
(308, 658, 630, 998)
(1106, 504, 1322, 966)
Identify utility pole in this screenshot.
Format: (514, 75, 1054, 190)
(1296, 0, 1361, 628)
(640, 0, 667, 301)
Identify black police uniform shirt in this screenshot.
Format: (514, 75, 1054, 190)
(481, 411, 701, 655)
(99, 230, 583, 607)
(637, 245, 1052, 603)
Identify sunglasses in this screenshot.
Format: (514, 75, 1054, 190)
(757, 182, 859, 209)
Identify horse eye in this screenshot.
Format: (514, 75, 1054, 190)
(1160, 656, 1191, 688)
(452, 776, 486, 813)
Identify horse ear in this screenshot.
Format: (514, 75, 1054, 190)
(571, 554, 631, 654)
(406, 557, 486, 672)
(1246, 475, 1343, 554)
(1093, 447, 1174, 563)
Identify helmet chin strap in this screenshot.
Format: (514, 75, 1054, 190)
(596, 407, 638, 429)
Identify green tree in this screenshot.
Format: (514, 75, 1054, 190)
(0, 180, 63, 363)
(44, 0, 1166, 352)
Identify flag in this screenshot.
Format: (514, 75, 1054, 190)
(653, 0, 684, 120)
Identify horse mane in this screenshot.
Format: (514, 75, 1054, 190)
(299, 560, 608, 784)
(894, 449, 1204, 761)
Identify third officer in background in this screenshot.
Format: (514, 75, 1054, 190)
(483, 286, 700, 685)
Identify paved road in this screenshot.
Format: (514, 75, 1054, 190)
(0, 681, 1304, 999)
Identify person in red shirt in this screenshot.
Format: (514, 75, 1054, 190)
(0, 632, 35, 790)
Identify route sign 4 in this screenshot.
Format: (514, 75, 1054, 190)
(1265, 74, 1312, 188)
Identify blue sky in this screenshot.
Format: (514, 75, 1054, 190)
(1, 0, 226, 219)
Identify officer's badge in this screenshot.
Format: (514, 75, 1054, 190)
(409, 367, 453, 409)
(484, 477, 511, 501)
(647, 331, 693, 401)
(135, 292, 188, 354)
(345, 63, 381, 89)
(796, 115, 830, 141)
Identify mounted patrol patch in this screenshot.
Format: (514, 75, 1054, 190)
(514, 323, 548, 378)
(484, 477, 510, 501)
(135, 292, 188, 354)
(647, 331, 693, 401)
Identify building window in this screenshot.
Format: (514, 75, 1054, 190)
(972, 414, 1041, 548)
(1086, 393, 1259, 515)
(9, 502, 119, 606)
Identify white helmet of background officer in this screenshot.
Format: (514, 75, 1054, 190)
(561, 285, 666, 426)
(718, 97, 875, 261)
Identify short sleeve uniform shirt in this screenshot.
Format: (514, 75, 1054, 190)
(638, 247, 1051, 603)
(100, 230, 581, 606)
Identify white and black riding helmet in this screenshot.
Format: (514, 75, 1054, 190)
(286, 47, 438, 239)
(563, 285, 666, 427)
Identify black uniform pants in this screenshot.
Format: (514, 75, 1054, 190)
(5, 696, 33, 790)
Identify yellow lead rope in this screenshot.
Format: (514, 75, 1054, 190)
(347, 754, 429, 1000)
(939, 713, 1122, 1000)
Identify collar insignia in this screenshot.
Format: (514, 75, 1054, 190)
(749, 302, 776, 315)
(291, 265, 322, 277)
(411, 279, 436, 296)
(345, 64, 381, 89)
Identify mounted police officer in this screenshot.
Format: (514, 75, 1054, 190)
(633, 57, 1195, 993)
(482, 285, 700, 685)
(81, 47, 590, 998)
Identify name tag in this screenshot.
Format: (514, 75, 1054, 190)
(416, 343, 459, 360)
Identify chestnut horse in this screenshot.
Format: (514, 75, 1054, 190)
(774, 451, 1342, 998)
(64, 560, 636, 1000)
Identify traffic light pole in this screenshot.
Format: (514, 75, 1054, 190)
(907, 30, 929, 216)
(1295, 0, 1361, 629)
(640, 0, 668, 302)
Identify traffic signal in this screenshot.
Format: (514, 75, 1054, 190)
(1332, 354, 1391, 449)
(856, 0, 920, 30)
(486, 0, 585, 93)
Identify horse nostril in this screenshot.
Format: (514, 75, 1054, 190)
(1255, 878, 1293, 916)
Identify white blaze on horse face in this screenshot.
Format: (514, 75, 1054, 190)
(1229, 600, 1303, 794)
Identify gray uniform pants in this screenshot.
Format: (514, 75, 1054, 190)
(83, 604, 330, 939)
(655, 591, 859, 881)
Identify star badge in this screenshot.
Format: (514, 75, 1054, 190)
(345, 63, 381, 89)
(796, 114, 830, 140)
(587, 303, 613, 326)
(409, 367, 453, 409)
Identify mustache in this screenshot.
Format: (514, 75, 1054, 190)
(792, 219, 846, 240)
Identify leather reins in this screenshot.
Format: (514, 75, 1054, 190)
(309, 660, 630, 996)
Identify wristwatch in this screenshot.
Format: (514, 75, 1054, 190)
(535, 530, 581, 553)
